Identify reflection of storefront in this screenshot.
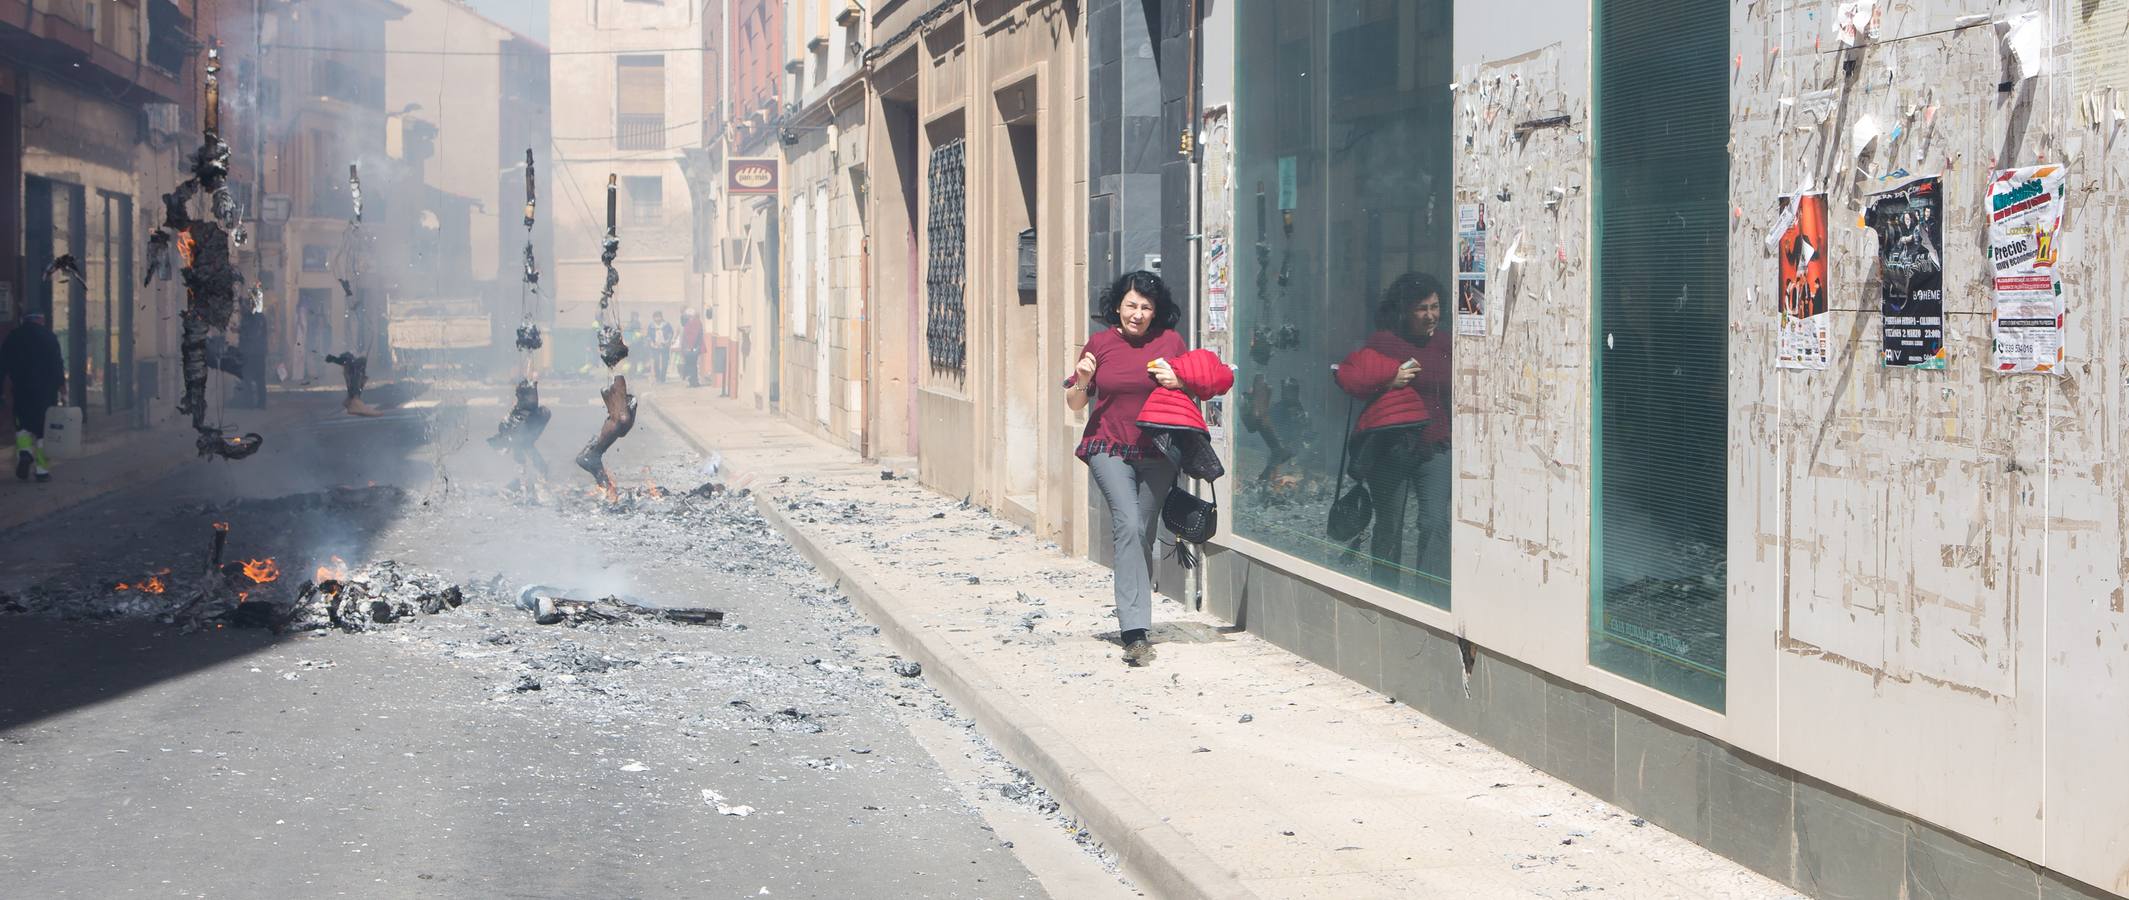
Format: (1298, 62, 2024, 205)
(1225, 0, 1455, 609)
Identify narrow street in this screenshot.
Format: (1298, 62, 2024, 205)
(0, 386, 1130, 899)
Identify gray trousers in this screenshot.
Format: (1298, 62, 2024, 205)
(1087, 452, 1178, 633)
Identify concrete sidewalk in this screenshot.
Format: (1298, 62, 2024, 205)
(646, 389, 1798, 900)
(0, 392, 336, 533)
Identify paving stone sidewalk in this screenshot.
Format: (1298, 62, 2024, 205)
(646, 388, 1798, 900)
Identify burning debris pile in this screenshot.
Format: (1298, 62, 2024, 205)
(147, 48, 263, 461)
(284, 559, 470, 633)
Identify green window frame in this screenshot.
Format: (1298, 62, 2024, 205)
(1591, 0, 1730, 710)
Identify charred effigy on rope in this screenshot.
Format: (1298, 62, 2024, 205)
(146, 49, 262, 461)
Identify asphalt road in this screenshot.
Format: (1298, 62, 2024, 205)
(0, 382, 1116, 898)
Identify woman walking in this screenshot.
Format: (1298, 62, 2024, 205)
(1334, 273, 1452, 598)
(1067, 270, 1196, 667)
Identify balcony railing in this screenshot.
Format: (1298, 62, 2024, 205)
(617, 113, 666, 150)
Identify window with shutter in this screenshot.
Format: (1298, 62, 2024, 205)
(1591, 0, 1730, 710)
(616, 55, 666, 150)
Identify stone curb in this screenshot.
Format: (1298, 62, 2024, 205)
(645, 398, 1259, 900)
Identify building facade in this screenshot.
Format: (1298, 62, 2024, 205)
(246, 0, 410, 386)
(548, 0, 708, 373)
(1177, 2, 2129, 897)
(707, 0, 783, 406)
(3, 0, 199, 440)
(383, 0, 551, 373)
(777, 0, 867, 450)
(868, 0, 1089, 543)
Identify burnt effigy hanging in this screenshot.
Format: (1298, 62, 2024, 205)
(146, 48, 262, 460)
(325, 164, 382, 416)
(575, 174, 635, 490)
(490, 149, 552, 482)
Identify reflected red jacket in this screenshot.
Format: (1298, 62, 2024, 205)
(1135, 348, 1234, 434)
(1336, 332, 1436, 436)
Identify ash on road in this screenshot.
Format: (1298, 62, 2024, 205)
(0, 387, 1127, 898)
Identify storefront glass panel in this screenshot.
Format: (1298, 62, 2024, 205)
(1231, 0, 1455, 608)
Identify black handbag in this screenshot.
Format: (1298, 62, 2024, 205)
(1327, 400, 1373, 542)
(1163, 482, 1218, 544)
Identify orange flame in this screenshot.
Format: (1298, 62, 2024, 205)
(314, 556, 349, 583)
(175, 230, 198, 267)
(114, 582, 131, 591)
(240, 558, 280, 583)
(139, 575, 167, 595)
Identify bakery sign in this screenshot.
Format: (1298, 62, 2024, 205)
(727, 158, 779, 195)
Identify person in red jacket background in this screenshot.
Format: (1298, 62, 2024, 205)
(1334, 273, 1453, 596)
(1067, 270, 1190, 667)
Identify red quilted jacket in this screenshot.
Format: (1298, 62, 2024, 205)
(1135, 348, 1234, 434)
(1336, 342, 1433, 435)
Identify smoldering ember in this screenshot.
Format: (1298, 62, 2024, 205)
(8, 4, 2121, 900)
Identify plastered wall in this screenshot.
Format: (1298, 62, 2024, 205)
(1733, 1, 2126, 889)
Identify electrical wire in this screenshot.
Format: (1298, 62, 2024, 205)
(261, 42, 709, 57)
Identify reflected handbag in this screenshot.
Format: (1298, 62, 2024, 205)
(1327, 401, 1373, 542)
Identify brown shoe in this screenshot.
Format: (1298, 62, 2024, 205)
(1122, 639, 1157, 667)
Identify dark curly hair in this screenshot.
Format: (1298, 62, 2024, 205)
(1094, 270, 1180, 331)
(1374, 272, 1447, 335)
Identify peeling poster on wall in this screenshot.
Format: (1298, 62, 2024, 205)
(1455, 202, 1487, 336)
(1776, 193, 1830, 369)
(1865, 175, 1946, 369)
(1988, 165, 2067, 373)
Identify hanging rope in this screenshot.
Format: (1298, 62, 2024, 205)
(490, 148, 551, 489)
(324, 164, 380, 416)
(574, 173, 635, 491)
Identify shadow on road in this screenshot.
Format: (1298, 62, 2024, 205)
(0, 387, 463, 734)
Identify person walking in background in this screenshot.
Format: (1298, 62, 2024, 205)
(1066, 270, 1194, 668)
(647, 310, 675, 384)
(1334, 273, 1453, 595)
(679, 307, 705, 388)
(0, 311, 66, 482)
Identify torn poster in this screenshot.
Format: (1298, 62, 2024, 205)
(1455, 202, 1487, 336)
(1776, 193, 1831, 369)
(1200, 106, 1233, 333)
(1998, 12, 2047, 83)
(1865, 175, 1946, 369)
(1987, 165, 2067, 373)
(1837, 0, 1881, 47)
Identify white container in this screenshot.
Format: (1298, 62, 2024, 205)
(41, 406, 83, 457)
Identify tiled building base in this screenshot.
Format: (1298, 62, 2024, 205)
(1199, 547, 2123, 900)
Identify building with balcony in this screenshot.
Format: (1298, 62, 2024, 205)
(548, 0, 710, 373)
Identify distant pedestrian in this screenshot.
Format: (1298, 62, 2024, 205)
(0, 311, 66, 482)
(1066, 271, 1231, 667)
(648, 310, 675, 384)
(679, 307, 705, 388)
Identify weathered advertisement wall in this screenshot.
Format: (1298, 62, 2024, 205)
(1733, 1, 2126, 889)
(1202, 0, 2129, 894)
